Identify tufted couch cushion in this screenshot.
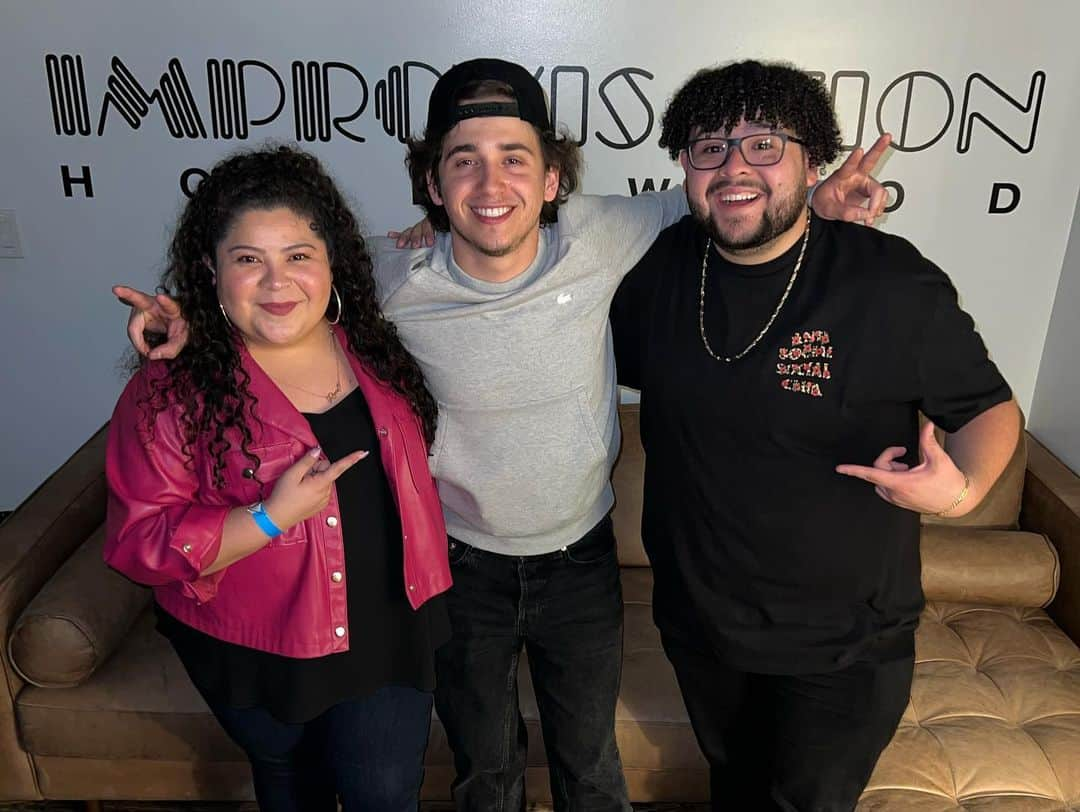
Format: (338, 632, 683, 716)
(860, 600, 1080, 810)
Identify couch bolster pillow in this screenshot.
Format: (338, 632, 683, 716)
(7, 526, 150, 687)
(920, 524, 1058, 607)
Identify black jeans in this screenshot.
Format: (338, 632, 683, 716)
(434, 515, 630, 811)
(663, 632, 914, 812)
(207, 685, 432, 812)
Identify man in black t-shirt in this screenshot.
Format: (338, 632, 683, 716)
(610, 60, 1021, 811)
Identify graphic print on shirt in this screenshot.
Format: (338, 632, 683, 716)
(776, 330, 833, 398)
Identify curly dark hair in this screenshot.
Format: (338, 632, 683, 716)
(659, 60, 841, 169)
(406, 79, 582, 232)
(143, 144, 438, 489)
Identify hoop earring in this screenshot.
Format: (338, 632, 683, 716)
(219, 302, 233, 329)
(327, 284, 343, 325)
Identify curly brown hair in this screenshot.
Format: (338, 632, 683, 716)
(660, 60, 841, 169)
(406, 79, 582, 231)
(143, 144, 438, 488)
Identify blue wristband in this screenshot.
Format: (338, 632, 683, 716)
(246, 502, 282, 537)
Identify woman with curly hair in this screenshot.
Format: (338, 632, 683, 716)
(104, 144, 451, 811)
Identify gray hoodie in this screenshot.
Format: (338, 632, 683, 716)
(371, 188, 687, 555)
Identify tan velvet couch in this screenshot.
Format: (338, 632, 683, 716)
(2, 405, 1080, 809)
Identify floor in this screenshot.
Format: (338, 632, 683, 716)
(0, 805, 708, 811)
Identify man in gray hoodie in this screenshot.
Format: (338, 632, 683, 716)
(116, 57, 887, 810)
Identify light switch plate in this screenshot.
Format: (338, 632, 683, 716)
(0, 210, 24, 258)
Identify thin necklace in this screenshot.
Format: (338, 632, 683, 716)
(274, 328, 344, 404)
(699, 212, 811, 363)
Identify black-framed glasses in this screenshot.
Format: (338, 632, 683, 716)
(686, 132, 806, 171)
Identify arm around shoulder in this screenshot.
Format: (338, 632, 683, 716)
(570, 184, 688, 277)
(616, 183, 689, 234)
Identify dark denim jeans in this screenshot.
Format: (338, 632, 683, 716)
(435, 515, 630, 811)
(663, 632, 914, 812)
(207, 685, 432, 812)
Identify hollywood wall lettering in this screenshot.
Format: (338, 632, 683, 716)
(45, 54, 1045, 214)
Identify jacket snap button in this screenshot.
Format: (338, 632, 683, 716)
(242, 468, 255, 479)
(334, 626, 346, 637)
(378, 426, 388, 437)
(331, 571, 343, 583)
(408, 584, 415, 591)
(326, 516, 338, 527)
(181, 543, 192, 553)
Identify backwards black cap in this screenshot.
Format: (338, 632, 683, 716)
(425, 58, 551, 139)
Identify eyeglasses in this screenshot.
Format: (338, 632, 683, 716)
(685, 132, 806, 171)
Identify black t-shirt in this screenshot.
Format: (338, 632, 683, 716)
(158, 387, 451, 723)
(610, 213, 1012, 674)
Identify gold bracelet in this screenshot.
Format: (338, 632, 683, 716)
(935, 474, 971, 517)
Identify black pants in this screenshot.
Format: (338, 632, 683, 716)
(663, 633, 914, 812)
(207, 686, 432, 812)
(434, 516, 630, 812)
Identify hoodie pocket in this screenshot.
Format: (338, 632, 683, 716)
(429, 387, 609, 539)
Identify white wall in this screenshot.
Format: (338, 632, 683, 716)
(1030, 190, 1080, 473)
(2, 0, 1080, 508)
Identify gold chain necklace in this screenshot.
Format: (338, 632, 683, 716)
(699, 212, 811, 363)
(274, 328, 344, 404)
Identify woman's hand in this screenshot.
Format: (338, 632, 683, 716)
(204, 447, 369, 575)
(263, 447, 369, 531)
(388, 218, 435, 249)
(113, 285, 189, 360)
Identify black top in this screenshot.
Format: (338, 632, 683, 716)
(610, 213, 1012, 674)
(157, 388, 451, 723)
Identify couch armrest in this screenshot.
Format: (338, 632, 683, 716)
(1020, 431, 1080, 645)
(920, 525, 1058, 607)
(0, 423, 109, 800)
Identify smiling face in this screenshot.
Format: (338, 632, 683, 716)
(681, 118, 817, 263)
(428, 110, 560, 282)
(213, 206, 333, 351)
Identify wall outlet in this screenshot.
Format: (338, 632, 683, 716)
(0, 210, 24, 258)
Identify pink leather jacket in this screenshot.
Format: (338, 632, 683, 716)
(104, 326, 451, 658)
